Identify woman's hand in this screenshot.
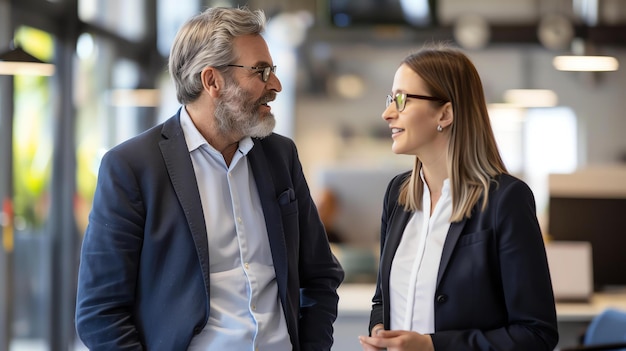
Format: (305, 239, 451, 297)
(359, 329, 434, 351)
(359, 324, 384, 351)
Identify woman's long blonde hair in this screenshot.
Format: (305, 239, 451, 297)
(398, 45, 507, 222)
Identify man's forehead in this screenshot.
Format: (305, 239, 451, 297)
(232, 34, 273, 64)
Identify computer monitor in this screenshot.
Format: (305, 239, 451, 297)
(547, 169, 626, 291)
(548, 196, 626, 290)
(317, 166, 406, 246)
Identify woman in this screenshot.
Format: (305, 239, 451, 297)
(358, 45, 558, 351)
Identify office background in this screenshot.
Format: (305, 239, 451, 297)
(1, 0, 625, 350)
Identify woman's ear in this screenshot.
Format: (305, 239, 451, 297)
(200, 67, 224, 98)
(439, 102, 454, 129)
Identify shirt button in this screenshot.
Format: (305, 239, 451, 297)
(244, 263, 249, 269)
(237, 217, 242, 224)
(251, 305, 256, 311)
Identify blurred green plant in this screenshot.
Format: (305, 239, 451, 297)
(12, 26, 54, 230)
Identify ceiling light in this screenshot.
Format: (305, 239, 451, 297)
(503, 89, 558, 108)
(537, 14, 574, 51)
(453, 14, 490, 50)
(400, 0, 431, 26)
(108, 89, 161, 107)
(334, 74, 365, 99)
(553, 55, 619, 72)
(0, 46, 55, 76)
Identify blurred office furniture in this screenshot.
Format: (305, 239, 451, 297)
(548, 166, 626, 291)
(317, 166, 406, 246)
(545, 241, 594, 302)
(317, 166, 405, 283)
(560, 308, 626, 351)
(330, 244, 377, 283)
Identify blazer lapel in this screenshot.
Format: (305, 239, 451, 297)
(381, 207, 412, 293)
(159, 113, 211, 290)
(247, 140, 289, 303)
(436, 219, 467, 286)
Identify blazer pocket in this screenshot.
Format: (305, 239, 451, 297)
(456, 229, 492, 247)
(277, 188, 298, 216)
(278, 188, 294, 204)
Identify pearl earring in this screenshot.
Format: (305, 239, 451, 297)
(437, 125, 443, 132)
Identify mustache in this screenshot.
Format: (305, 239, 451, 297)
(257, 91, 277, 105)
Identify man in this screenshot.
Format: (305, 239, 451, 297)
(75, 7, 344, 351)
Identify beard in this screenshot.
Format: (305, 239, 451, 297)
(214, 80, 276, 139)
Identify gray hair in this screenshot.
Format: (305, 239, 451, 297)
(168, 7, 267, 104)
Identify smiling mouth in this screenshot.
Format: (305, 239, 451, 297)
(391, 128, 404, 134)
(256, 99, 271, 112)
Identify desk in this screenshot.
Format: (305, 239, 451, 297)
(333, 284, 626, 350)
(557, 291, 626, 321)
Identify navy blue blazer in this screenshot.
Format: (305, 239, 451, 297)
(369, 171, 559, 350)
(75, 111, 344, 351)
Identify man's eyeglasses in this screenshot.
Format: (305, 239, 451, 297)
(386, 92, 446, 112)
(225, 64, 277, 83)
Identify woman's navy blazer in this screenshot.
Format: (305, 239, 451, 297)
(369, 171, 559, 351)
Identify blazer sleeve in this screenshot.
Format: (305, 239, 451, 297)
(75, 149, 145, 350)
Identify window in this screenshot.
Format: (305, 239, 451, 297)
(490, 105, 578, 229)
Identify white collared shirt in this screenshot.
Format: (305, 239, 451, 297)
(180, 108, 291, 351)
(389, 176, 452, 333)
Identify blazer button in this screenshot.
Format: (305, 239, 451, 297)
(193, 326, 202, 335)
(436, 294, 448, 303)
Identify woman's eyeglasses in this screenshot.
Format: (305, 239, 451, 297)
(226, 64, 277, 82)
(386, 92, 446, 112)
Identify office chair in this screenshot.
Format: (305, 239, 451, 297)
(561, 308, 626, 351)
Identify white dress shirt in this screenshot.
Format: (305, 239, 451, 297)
(389, 176, 452, 333)
(180, 108, 291, 351)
